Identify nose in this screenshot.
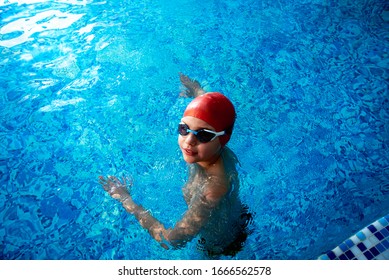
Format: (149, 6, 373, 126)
(184, 132, 197, 145)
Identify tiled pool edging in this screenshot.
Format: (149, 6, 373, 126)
(319, 214, 389, 260)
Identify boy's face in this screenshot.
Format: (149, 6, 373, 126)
(178, 116, 222, 166)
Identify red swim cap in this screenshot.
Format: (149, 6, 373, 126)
(183, 92, 236, 146)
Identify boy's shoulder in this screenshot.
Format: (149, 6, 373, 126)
(202, 159, 229, 205)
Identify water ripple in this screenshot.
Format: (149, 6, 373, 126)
(0, 9, 84, 48)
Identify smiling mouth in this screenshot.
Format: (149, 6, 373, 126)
(183, 148, 197, 156)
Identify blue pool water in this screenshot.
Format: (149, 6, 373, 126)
(0, 0, 388, 260)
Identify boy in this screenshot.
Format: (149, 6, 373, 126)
(99, 73, 251, 256)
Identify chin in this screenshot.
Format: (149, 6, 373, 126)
(183, 155, 197, 164)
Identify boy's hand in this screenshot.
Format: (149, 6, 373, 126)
(179, 72, 205, 97)
(99, 175, 132, 201)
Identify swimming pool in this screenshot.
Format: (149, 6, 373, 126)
(0, 0, 388, 260)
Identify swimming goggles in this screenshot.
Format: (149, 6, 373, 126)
(178, 123, 226, 143)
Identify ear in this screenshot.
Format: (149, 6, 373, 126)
(225, 125, 234, 137)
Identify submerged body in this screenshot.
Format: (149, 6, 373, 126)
(183, 147, 250, 255)
(99, 73, 251, 257)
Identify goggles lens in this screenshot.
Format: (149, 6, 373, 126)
(178, 123, 225, 143)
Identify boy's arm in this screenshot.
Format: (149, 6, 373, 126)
(100, 175, 225, 249)
(121, 201, 169, 248)
(121, 184, 223, 249)
(179, 73, 206, 97)
(99, 176, 168, 246)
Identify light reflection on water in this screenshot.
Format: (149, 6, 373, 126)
(0, 0, 88, 6)
(0, 9, 84, 48)
(0, 1, 101, 112)
(1, 0, 388, 260)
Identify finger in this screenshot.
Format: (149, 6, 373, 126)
(108, 176, 118, 185)
(102, 184, 111, 192)
(98, 176, 107, 185)
(98, 175, 107, 181)
(109, 175, 118, 182)
(112, 176, 122, 186)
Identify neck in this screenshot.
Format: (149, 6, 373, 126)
(196, 148, 223, 170)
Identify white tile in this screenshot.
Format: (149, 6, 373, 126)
(375, 254, 385, 260)
(350, 246, 363, 258)
(372, 221, 383, 231)
(350, 235, 360, 244)
(367, 235, 380, 246)
(356, 254, 367, 260)
(362, 228, 372, 237)
(362, 239, 373, 249)
(382, 251, 389, 260)
(333, 247, 342, 256)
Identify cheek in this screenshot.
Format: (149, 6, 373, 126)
(178, 135, 183, 146)
(178, 136, 187, 151)
(198, 142, 220, 157)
